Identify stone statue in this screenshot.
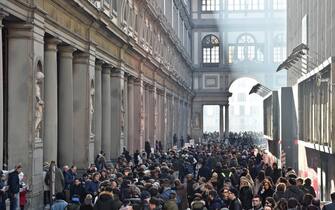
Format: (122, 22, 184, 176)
(90, 80, 95, 137)
(35, 71, 44, 138)
(192, 112, 200, 129)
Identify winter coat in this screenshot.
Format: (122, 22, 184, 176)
(198, 165, 211, 180)
(175, 184, 188, 210)
(284, 185, 304, 204)
(209, 197, 223, 210)
(273, 191, 285, 202)
(259, 188, 274, 206)
(229, 198, 242, 210)
(8, 170, 20, 194)
(64, 171, 74, 190)
(302, 185, 316, 197)
(70, 184, 86, 203)
(93, 191, 114, 210)
(164, 199, 178, 210)
(239, 186, 253, 210)
(51, 199, 68, 210)
(45, 167, 65, 194)
(85, 180, 100, 197)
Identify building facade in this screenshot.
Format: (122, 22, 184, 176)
(0, 0, 193, 208)
(190, 0, 287, 140)
(280, 0, 335, 200)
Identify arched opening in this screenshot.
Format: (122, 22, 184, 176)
(229, 77, 263, 132)
(203, 105, 220, 133)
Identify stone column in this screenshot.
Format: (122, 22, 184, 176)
(101, 64, 112, 160)
(163, 89, 168, 150)
(0, 11, 8, 166)
(110, 69, 125, 158)
(73, 52, 92, 169)
(148, 87, 155, 145)
(0, 12, 7, 167)
(43, 38, 61, 163)
(153, 83, 158, 143)
(124, 75, 128, 150)
(127, 77, 135, 153)
(219, 105, 224, 139)
(134, 77, 144, 151)
(58, 46, 76, 166)
(94, 61, 103, 157)
(7, 21, 45, 209)
(225, 105, 229, 136)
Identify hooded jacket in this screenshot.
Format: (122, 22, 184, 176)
(93, 191, 114, 210)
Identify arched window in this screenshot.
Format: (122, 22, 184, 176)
(237, 34, 256, 61)
(273, 34, 286, 63)
(202, 0, 220, 11)
(202, 34, 220, 64)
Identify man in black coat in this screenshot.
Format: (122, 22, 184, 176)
(8, 164, 23, 210)
(228, 187, 242, 210)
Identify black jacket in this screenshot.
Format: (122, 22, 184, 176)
(239, 186, 253, 210)
(284, 185, 304, 204)
(229, 198, 242, 210)
(8, 171, 20, 194)
(93, 192, 114, 210)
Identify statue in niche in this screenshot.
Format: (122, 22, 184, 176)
(192, 112, 200, 129)
(35, 69, 44, 138)
(90, 80, 95, 137)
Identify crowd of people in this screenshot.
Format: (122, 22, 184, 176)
(1, 132, 335, 210)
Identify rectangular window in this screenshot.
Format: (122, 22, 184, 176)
(202, 0, 220, 11)
(273, 0, 286, 10)
(203, 48, 211, 63)
(228, 46, 235, 64)
(273, 47, 287, 63)
(211, 46, 219, 63)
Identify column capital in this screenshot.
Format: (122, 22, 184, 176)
(111, 68, 124, 78)
(95, 60, 104, 71)
(45, 38, 61, 51)
(0, 9, 9, 25)
(102, 64, 113, 74)
(128, 75, 135, 84)
(58, 45, 76, 58)
(73, 52, 90, 64)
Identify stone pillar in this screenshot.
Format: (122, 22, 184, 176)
(163, 89, 168, 150)
(148, 87, 155, 145)
(73, 52, 92, 169)
(101, 64, 112, 160)
(7, 22, 45, 209)
(94, 61, 103, 157)
(171, 96, 175, 139)
(110, 69, 125, 158)
(134, 77, 144, 151)
(225, 105, 229, 136)
(43, 38, 60, 163)
(0, 12, 7, 167)
(58, 46, 76, 166)
(124, 75, 128, 150)
(127, 77, 135, 153)
(153, 83, 158, 143)
(219, 105, 224, 139)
